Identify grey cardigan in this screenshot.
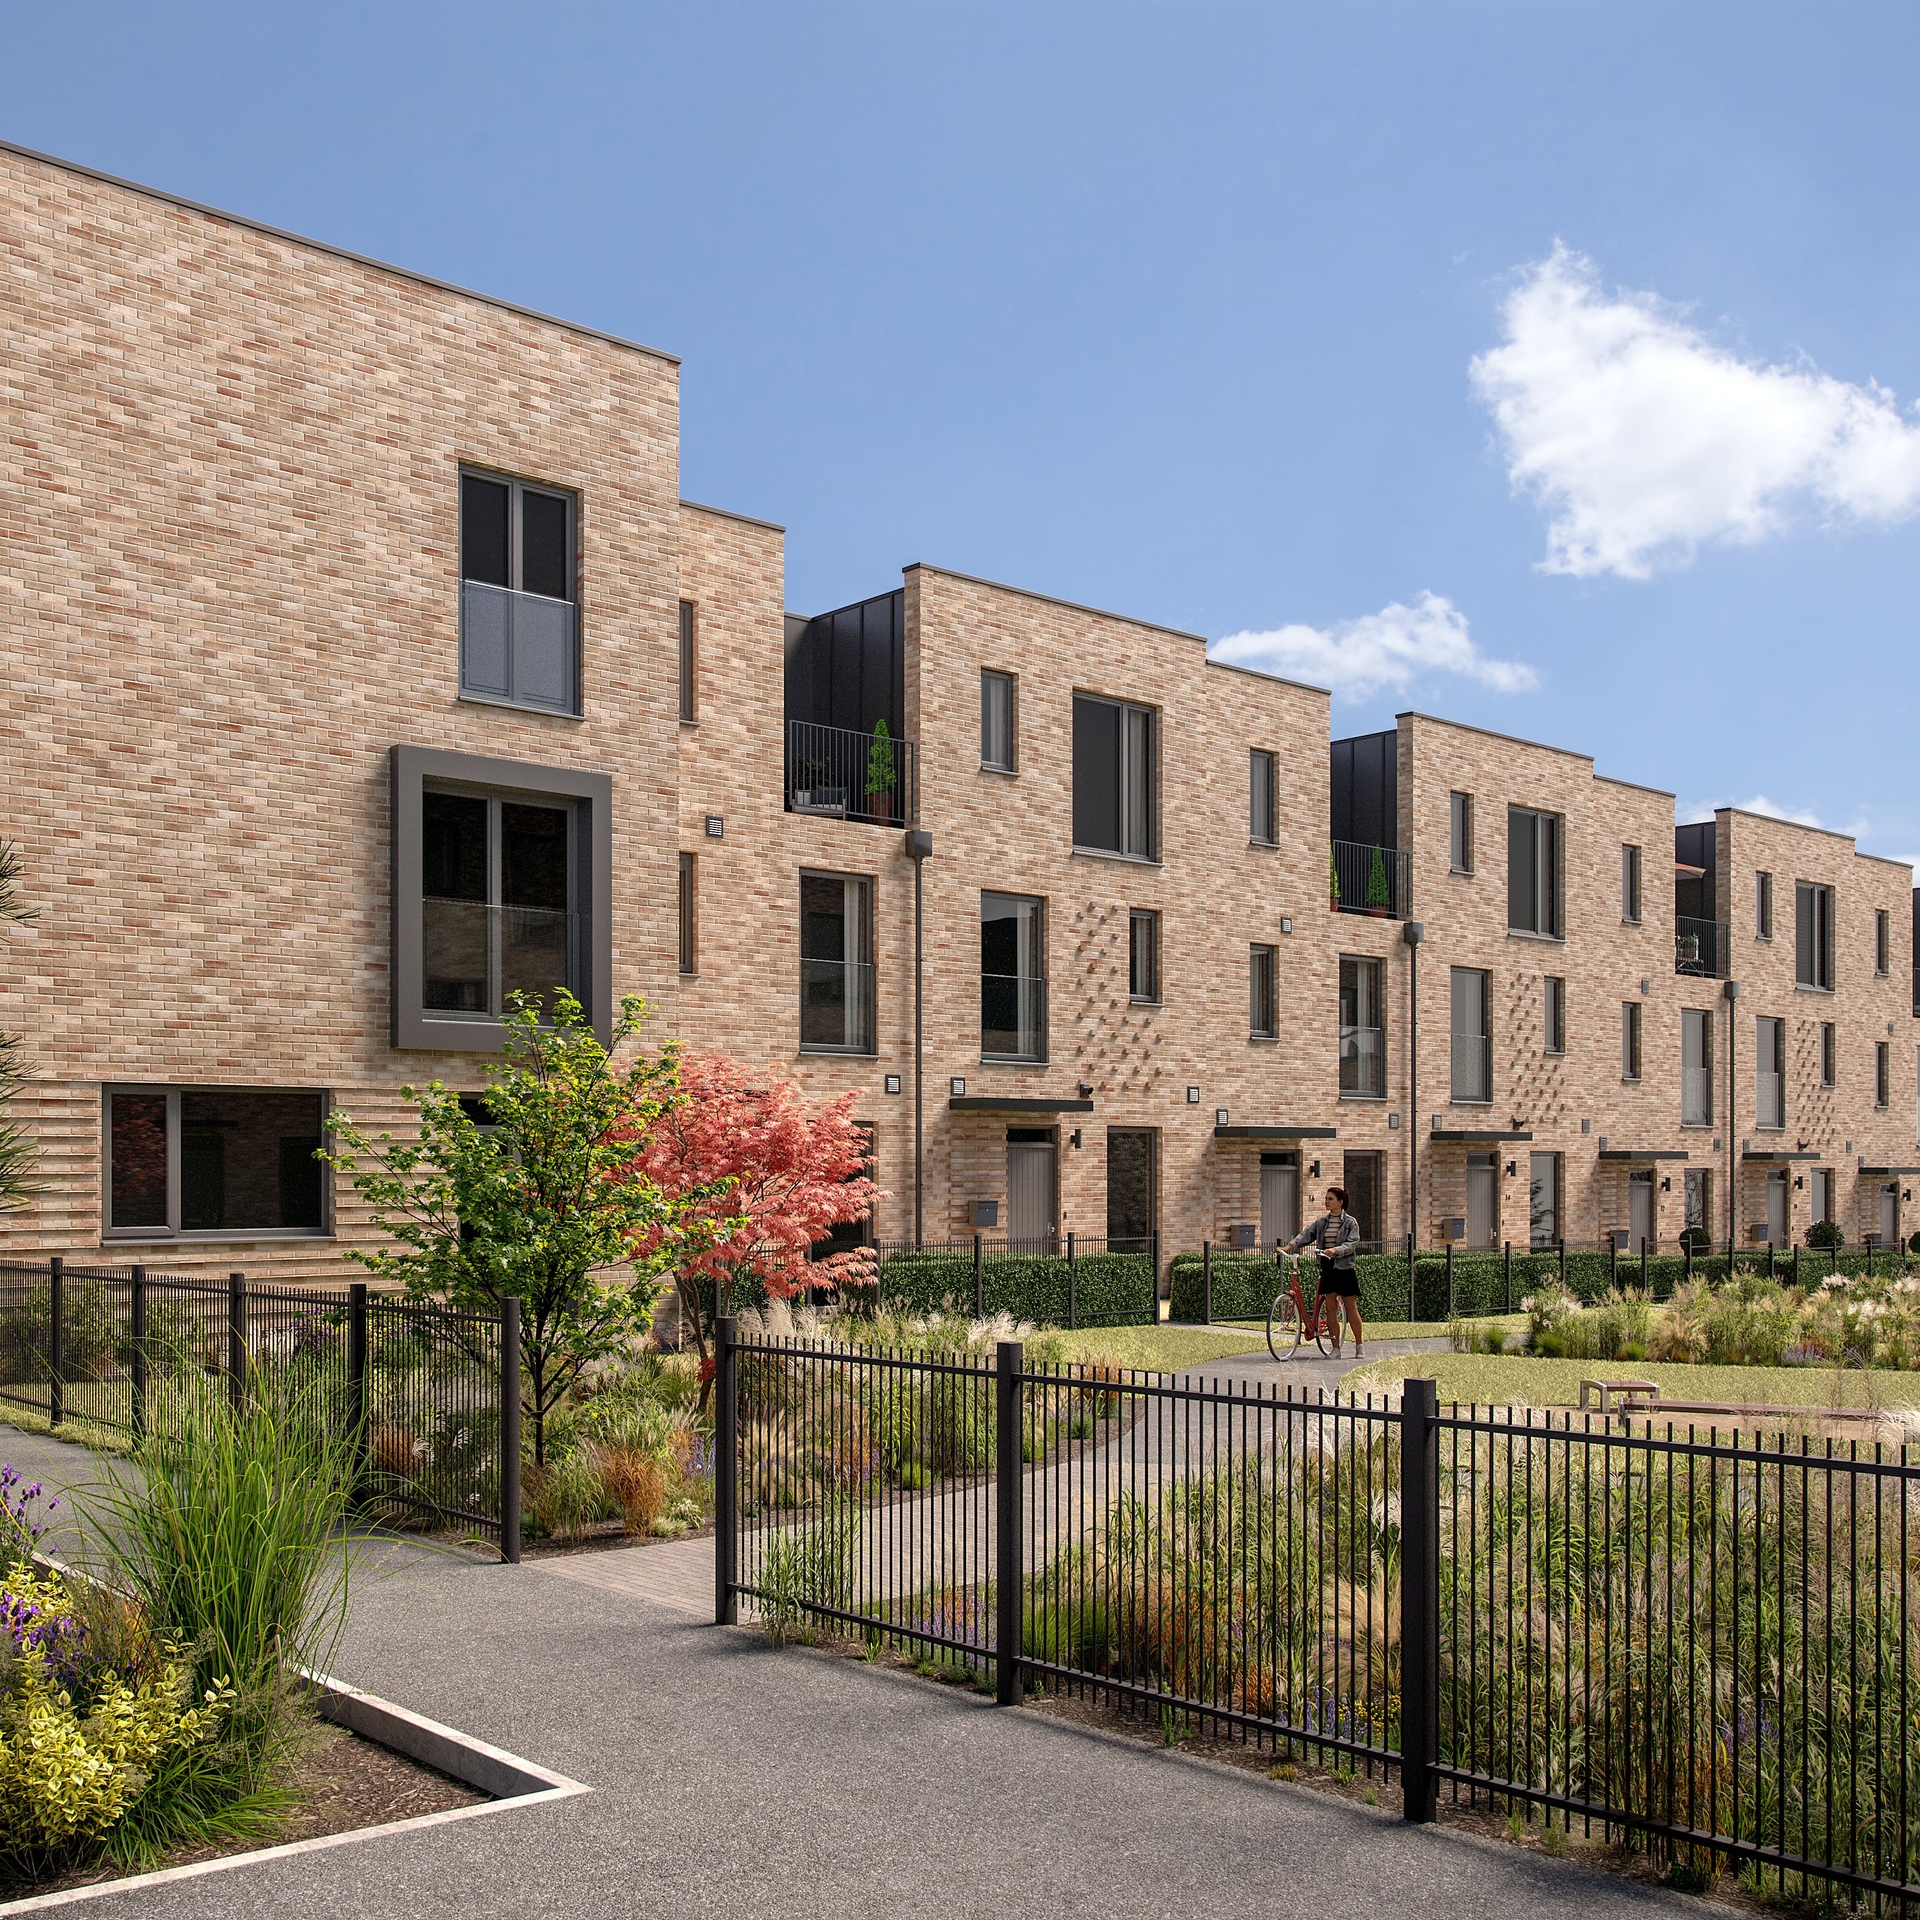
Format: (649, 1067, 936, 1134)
(1282, 1211, 1361, 1269)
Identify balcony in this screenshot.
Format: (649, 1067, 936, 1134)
(982, 974, 1046, 1062)
(786, 721, 919, 828)
(1329, 841, 1410, 918)
(1340, 1024, 1385, 1097)
(459, 580, 578, 716)
(1676, 915, 1729, 978)
(799, 958, 875, 1054)
(422, 899, 579, 1019)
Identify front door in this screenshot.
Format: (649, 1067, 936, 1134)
(1465, 1153, 1497, 1250)
(1005, 1131, 1058, 1251)
(1882, 1182, 1900, 1250)
(1629, 1169, 1656, 1254)
(1260, 1154, 1299, 1255)
(1767, 1170, 1790, 1247)
(1105, 1129, 1156, 1253)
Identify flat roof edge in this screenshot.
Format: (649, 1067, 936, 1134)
(906, 563, 1209, 646)
(2, 138, 681, 367)
(1203, 656, 1331, 699)
(1396, 711, 1596, 765)
(1715, 805, 1913, 865)
(680, 498, 786, 534)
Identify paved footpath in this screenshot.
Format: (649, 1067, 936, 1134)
(0, 1410, 1697, 1920)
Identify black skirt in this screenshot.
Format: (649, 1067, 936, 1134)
(1314, 1264, 1360, 1298)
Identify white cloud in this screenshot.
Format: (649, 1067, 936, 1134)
(1210, 591, 1537, 702)
(1678, 792, 1828, 831)
(1472, 247, 1920, 578)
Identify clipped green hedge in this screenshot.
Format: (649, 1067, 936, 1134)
(874, 1249, 1156, 1329)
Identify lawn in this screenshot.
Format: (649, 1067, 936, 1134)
(1209, 1316, 1505, 1342)
(1049, 1325, 1268, 1371)
(1340, 1349, 1920, 1413)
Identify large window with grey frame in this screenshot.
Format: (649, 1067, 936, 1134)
(1072, 694, 1155, 859)
(1682, 1008, 1713, 1124)
(1755, 1015, 1785, 1128)
(1249, 750, 1277, 845)
(1250, 945, 1277, 1039)
(1508, 807, 1563, 937)
(677, 601, 697, 723)
(1796, 882, 1834, 989)
(982, 892, 1046, 1061)
(800, 873, 874, 1053)
(459, 471, 578, 715)
(1529, 1151, 1561, 1249)
(105, 1087, 327, 1239)
(1339, 956, 1384, 1096)
(1450, 967, 1491, 1101)
(982, 671, 1016, 772)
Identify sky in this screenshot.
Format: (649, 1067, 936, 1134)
(8, 2, 1920, 867)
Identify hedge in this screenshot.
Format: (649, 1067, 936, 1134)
(874, 1248, 1156, 1329)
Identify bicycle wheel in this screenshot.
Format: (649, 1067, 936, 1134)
(1266, 1288, 1304, 1361)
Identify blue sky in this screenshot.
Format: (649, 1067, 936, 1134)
(10, 2, 1920, 865)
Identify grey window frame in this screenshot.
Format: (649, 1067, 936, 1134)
(1450, 966, 1492, 1102)
(1072, 692, 1157, 861)
(1621, 1000, 1642, 1082)
(1622, 843, 1642, 924)
(1796, 881, 1835, 990)
(1450, 792, 1474, 875)
(390, 745, 611, 1052)
(1339, 954, 1385, 1098)
(1877, 1040, 1891, 1108)
(800, 870, 876, 1056)
(1543, 975, 1566, 1055)
(677, 851, 697, 975)
(1756, 871, 1773, 941)
(1820, 1020, 1836, 1088)
(1529, 1150, 1561, 1249)
(1250, 944, 1277, 1039)
(1755, 1014, 1786, 1129)
(102, 1084, 332, 1241)
(1811, 1167, 1833, 1225)
(981, 891, 1047, 1063)
(981, 670, 1017, 772)
(458, 467, 580, 717)
(1682, 1007, 1713, 1125)
(1249, 750, 1277, 846)
(1876, 908, 1891, 976)
(1507, 806, 1564, 937)
(1129, 908, 1160, 1003)
(678, 601, 697, 723)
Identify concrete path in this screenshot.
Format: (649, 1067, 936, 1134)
(0, 1417, 1699, 1918)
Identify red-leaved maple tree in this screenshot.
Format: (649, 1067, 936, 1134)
(626, 1051, 884, 1384)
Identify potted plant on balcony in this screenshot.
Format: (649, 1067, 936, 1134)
(1365, 844, 1391, 916)
(866, 719, 898, 823)
(1328, 845, 1341, 912)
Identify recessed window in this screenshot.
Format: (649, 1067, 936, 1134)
(1529, 1152, 1561, 1249)
(1449, 792, 1474, 875)
(1128, 909, 1160, 1002)
(1450, 967, 1491, 1102)
(1621, 1000, 1642, 1082)
(459, 471, 578, 715)
(678, 601, 697, 723)
(1820, 1021, 1836, 1088)
(105, 1086, 328, 1239)
(1876, 908, 1891, 976)
(1755, 871, 1773, 941)
(1682, 1008, 1713, 1125)
(1543, 976, 1566, 1055)
(1249, 751, 1277, 846)
(677, 852, 696, 975)
(1621, 844, 1642, 924)
(1877, 1040, 1891, 1108)
(1339, 955, 1384, 1096)
(981, 670, 1016, 772)
(1249, 945, 1277, 1039)
(1810, 1167, 1833, 1226)
(1072, 694, 1155, 859)
(982, 892, 1046, 1061)
(800, 872, 874, 1054)
(1755, 1015, 1785, 1128)
(1507, 807, 1563, 937)
(1684, 1167, 1713, 1240)
(1796, 882, 1835, 989)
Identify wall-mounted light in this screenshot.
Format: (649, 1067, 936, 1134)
(884, 1074, 902, 1095)
(950, 1077, 967, 1097)
(1216, 1108, 1230, 1126)
(1662, 1177, 1672, 1193)
(1069, 1130, 1083, 1150)
(1309, 1160, 1321, 1179)
(1506, 1161, 1517, 1177)
(1186, 1086, 1201, 1104)
(1793, 1176, 1803, 1190)
(704, 815, 724, 839)
(1077, 1083, 1094, 1099)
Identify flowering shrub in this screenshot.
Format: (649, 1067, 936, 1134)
(0, 1464, 54, 1574)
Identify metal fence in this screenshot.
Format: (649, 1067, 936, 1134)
(0, 1258, 521, 1561)
(716, 1326, 1920, 1911)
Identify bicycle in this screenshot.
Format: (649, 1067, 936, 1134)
(1265, 1251, 1332, 1361)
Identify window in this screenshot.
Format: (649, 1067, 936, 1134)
(1450, 967, 1491, 1102)
(1249, 750, 1277, 846)
(677, 601, 696, 723)
(1507, 807, 1563, 937)
(1249, 945, 1276, 1039)
(1449, 792, 1474, 874)
(1621, 844, 1642, 924)
(1796, 882, 1834, 989)
(981, 671, 1016, 772)
(1343, 1152, 1383, 1245)
(1820, 1021, 1836, 1087)
(1621, 1000, 1642, 1082)
(1682, 1008, 1713, 1125)
(1543, 976, 1566, 1055)
(1877, 1040, 1891, 1108)
(1876, 908, 1891, 976)
(1129, 909, 1160, 1002)
(1072, 694, 1155, 859)
(1339, 956, 1384, 1097)
(391, 747, 609, 1052)
(1755, 1015, 1785, 1128)
(677, 853, 696, 975)
(982, 892, 1045, 1060)
(1684, 1167, 1713, 1240)
(1811, 1167, 1833, 1226)
(1528, 1152, 1561, 1248)
(1106, 1128, 1157, 1253)
(458, 471, 578, 715)
(800, 873, 874, 1054)
(105, 1087, 327, 1239)
(1756, 871, 1773, 941)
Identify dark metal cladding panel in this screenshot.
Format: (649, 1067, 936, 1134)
(1329, 728, 1398, 850)
(783, 589, 905, 737)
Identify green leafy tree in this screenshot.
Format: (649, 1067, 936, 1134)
(322, 991, 728, 1462)
(866, 718, 897, 800)
(0, 843, 41, 1215)
(1366, 844, 1391, 910)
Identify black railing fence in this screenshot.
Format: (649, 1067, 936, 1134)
(717, 1327, 1920, 1910)
(0, 1259, 521, 1561)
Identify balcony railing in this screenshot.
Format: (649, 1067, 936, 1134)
(981, 974, 1046, 1062)
(799, 958, 875, 1054)
(1329, 841, 1410, 918)
(423, 899, 579, 1018)
(1756, 1072, 1785, 1131)
(1681, 1067, 1713, 1128)
(1339, 1024, 1385, 1097)
(1675, 915, 1729, 978)
(459, 580, 579, 715)
(1449, 1035, 1492, 1104)
(786, 721, 919, 827)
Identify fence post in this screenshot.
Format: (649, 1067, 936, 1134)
(1503, 1241, 1512, 1313)
(1444, 1240, 1453, 1320)
(1766, 1241, 1774, 1281)
(712, 1313, 736, 1621)
(1399, 1375, 1439, 1823)
(1201, 1241, 1213, 1326)
(1150, 1229, 1161, 1322)
(1792, 1243, 1800, 1288)
(974, 1233, 984, 1320)
(346, 1283, 369, 1510)
(1608, 1238, 1618, 1293)
(994, 1338, 1024, 1707)
(47, 1256, 65, 1429)
(498, 1297, 522, 1566)
(1558, 1238, 1566, 1290)
(1642, 1236, 1650, 1291)
(226, 1273, 247, 1411)
(1684, 1238, 1692, 1283)
(1067, 1231, 1077, 1331)
(130, 1265, 149, 1440)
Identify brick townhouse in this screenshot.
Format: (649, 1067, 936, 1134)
(3, 139, 1915, 1285)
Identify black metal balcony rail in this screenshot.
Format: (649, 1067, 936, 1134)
(799, 957, 876, 1054)
(1328, 839, 1411, 918)
(786, 721, 919, 827)
(981, 973, 1046, 1062)
(1675, 914, 1728, 978)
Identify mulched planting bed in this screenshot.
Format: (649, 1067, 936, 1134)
(4, 1722, 487, 1902)
(523, 1518, 715, 1559)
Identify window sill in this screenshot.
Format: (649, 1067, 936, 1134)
(1448, 1099, 1494, 1108)
(1794, 984, 1837, 996)
(102, 1233, 336, 1246)
(799, 1046, 877, 1059)
(1339, 1092, 1386, 1102)
(1622, 918, 1642, 929)
(1249, 1034, 1278, 1044)
(1543, 1048, 1565, 1059)
(1071, 846, 1161, 868)
(1507, 928, 1565, 945)
(1129, 996, 1162, 1008)
(1622, 1077, 1642, 1087)
(1450, 867, 1474, 878)
(980, 1055, 1048, 1068)
(980, 763, 1018, 777)
(1248, 838, 1279, 851)
(457, 691, 584, 722)
(680, 717, 699, 728)
(1681, 1121, 1715, 1130)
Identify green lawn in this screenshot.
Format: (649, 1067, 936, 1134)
(1049, 1325, 1268, 1371)
(1209, 1316, 1505, 1342)
(1340, 1350, 1920, 1414)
